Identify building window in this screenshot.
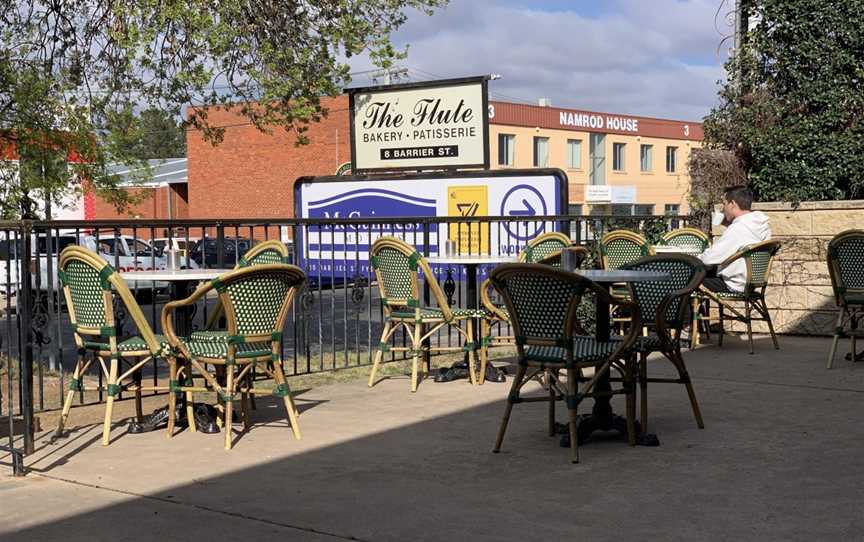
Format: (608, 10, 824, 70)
(589, 133, 606, 185)
(566, 139, 582, 169)
(640, 144, 653, 172)
(666, 146, 677, 173)
(612, 204, 655, 216)
(612, 143, 625, 171)
(569, 204, 583, 216)
(498, 134, 515, 166)
(664, 204, 680, 215)
(533, 136, 549, 167)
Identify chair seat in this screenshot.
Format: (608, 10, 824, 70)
(85, 334, 172, 356)
(390, 307, 485, 321)
(181, 332, 273, 360)
(523, 336, 625, 367)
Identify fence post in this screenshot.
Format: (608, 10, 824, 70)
(19, 221, 35, 456)
(216, 222, 225, 268)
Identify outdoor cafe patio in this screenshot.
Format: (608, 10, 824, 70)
(3, 213, 864, 541)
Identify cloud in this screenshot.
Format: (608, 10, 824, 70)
(348, 0, 732, 122)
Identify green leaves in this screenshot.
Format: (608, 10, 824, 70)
(1, 0, 448, 217)
(703, 0, 864, 204)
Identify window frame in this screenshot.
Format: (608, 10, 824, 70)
(566, 139, 582, 169)
(666, 146, 678, 173)
(498, 133, 515, 167)
(533, 136, 549, 168)
(612, 142, 626, 172)
(640, 144, 653, 172)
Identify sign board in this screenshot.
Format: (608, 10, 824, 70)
(294, 169, 567, 280)
(611, 186, 637, 204)
(585, 185, 612, 203)
(348, 76, 490, 173)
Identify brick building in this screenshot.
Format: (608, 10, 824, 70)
(93, 94, 703, 221)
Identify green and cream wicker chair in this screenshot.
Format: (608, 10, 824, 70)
(699, 240, 781, 354)
(619, 254, 706, 432)
(162, 264, 306, 449)
(661, 227, 710, 256)
(368, 237, 483, 392)
(599, 230, 652, 270)
(826, 230, 864, 368)
(478, 232, 578, 383)
(55, 246, 180, 446)
(488, 263, 641, 463)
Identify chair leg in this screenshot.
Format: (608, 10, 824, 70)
(479, 319, 489, 385)
(465, 321, 477, 386)
(625, 357, 636, 447)
(690, 297, 699, 348)
(567, 368, 580, 464)
(827, 310, 844, 369)
(102, 356, 119, 446)
(134, 367, 144, 424)
(167, 358, 179, 438)
(671, 350, 704, 429)
(759, 297, 780, 350)
(639, 352, 648, 433)
(718, 304, 725, 347)
(410, 323, 422, 393)
(56, 352, 85, 437)
(368, 322, 391, 387)
(493, 364, 525, 453)
(184, 361, 197, 433)
(273, 359, 301, 439)
(745, 300, 755, 354)
(223, 368, 235, 450)
(547, 369, 556, 437)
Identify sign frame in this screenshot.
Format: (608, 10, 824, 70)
(348, 75, 491, 174)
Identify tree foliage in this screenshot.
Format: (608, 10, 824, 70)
(0, 0, 447, 218)
(702, 0, 864, 203)
(687, 148, 747, 233)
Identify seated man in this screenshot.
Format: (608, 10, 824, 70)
(699, 185, 771, 293)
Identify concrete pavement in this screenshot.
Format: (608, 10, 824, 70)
(2, 335, 864, 541)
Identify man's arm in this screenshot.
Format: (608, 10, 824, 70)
(699, 224, 742, 265)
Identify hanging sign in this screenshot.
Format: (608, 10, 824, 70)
(349, 76, 490, 173)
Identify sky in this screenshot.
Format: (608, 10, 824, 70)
(347, 0, 736, 123)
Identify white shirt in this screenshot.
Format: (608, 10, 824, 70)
(699, 211, 772, 291)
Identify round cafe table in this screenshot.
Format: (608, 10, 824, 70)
(567, 268, 671, 447)
(425, 254, 519, 383)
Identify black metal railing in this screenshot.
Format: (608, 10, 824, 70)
(1, 213, 690, 475)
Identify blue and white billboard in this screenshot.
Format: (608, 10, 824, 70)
(294, 169, 567, 280)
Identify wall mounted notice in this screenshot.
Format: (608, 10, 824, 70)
(349, 76, 490, 173)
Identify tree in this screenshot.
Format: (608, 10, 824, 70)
(0, 0, 447, 218)
(113, 108, 187, 160)
(702, 0, 864, 203)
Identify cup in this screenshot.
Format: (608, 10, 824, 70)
(561, 247, 579, 271)
(711, 211, 725, 227)
(167, 249, 179, 270)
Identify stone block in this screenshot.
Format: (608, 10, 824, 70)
(811, 210, 864, 236)
(774, 237, 821, 262)
(766, 210, 812, 236)
(806, 285, 838, 311)
(771, 260, 830, 285)
(764, 285, 808, 311)
(781, 310, 836, 336)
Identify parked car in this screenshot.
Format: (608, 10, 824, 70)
(189, 237, 256, 267)
(0, 232, 171, 304)
(152, 236, 201, 261)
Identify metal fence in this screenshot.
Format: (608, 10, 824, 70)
(1, 212, 689, 475)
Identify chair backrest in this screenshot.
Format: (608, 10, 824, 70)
(489, 264, 595, 352)
(620, 254, 706, 330)
(662, 228, 709, 255)
(722, 240, 782, 292)
(370, 237, 451, 319)
(519, 232, 572, 264)
(599, 230, 651, 270)
(238, 240, 289, 267)
(217, 264, 306, 340)
(827, 230, 864, 306)
(58, 246, 161, 354)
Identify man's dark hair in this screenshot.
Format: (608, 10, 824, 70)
(724, 185, 753, 210)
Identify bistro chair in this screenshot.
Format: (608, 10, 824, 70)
(162, 264, 306, 449)
(825, 230, 864, 368)
(489, 263, 641, 463)
(699, 240, 782, 354)
(599, 230, 652, 270)
(55, 246, 180, 445)
(478, 232, 578, 383)
(661, 227, 710, 256)
(368, 236, 483, 392)
(619, 254, 706, 432)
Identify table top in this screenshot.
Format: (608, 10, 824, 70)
(574, 269, 671, 283)
(119, 268, 233, 282)
(426, 254, 519, 265)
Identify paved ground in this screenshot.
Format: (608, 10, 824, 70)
(3, 334, 864, 541)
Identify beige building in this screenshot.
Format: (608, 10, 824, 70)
(488, 100, 703, 216)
